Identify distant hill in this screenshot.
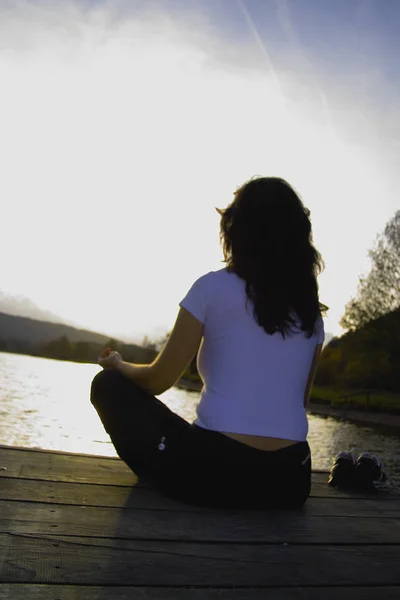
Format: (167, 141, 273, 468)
(0, 291, 76, 326)
(0, 311, 156, 366)
(0, 312, 118, 346)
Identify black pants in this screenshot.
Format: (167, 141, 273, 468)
(90, 369, 311, 509)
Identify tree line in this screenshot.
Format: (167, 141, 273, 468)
(0, 335, 158, 366)
(317, 209, 400, 393)
(315, 309, 400, 392)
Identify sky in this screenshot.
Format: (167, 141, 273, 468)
(1, 0, 399, 344)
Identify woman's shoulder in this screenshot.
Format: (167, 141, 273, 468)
(195, 267, 242, 289)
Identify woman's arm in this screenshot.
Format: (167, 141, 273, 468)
(115, 307, 204, 395)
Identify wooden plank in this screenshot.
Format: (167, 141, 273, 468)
(1, 534, 400, 586)
(1, 445, 398, 491)
(0, 446, 333, 487)
(2, 584, 400, 600)
(0, 463, 336, 493)
(1, 500, 400, 544)
(3, 472, 395, 507)
(1, 478, 399, 515)
(0, 447, 137, 486)
(3, 446, 327, 487)
(1, 446, 397, 499)
(0, 478, 159, 508)
(303, 497, 400, 516)
(0, 444, 123, 459)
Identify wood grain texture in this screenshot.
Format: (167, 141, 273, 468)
(2, 499, 400, 543)
(0, 446, 137, 486)
(2, 585, 400, 600)
(1, 446, 397, 501)
(1, 478, 399, 517)
(1, 533, 400, 586)
(0, 445, 331, 486)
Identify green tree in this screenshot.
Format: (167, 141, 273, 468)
(314, 346, 345, 386)
(341, 210, 400, 331)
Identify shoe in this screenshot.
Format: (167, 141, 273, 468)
(328, 451, 357, 489)
(355, 453, 388, 491)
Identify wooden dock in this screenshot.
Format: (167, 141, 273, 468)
(1, 444, 400, 599)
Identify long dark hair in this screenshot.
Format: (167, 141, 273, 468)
(218, 177, 328, 338)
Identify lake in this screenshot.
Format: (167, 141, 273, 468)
(1, 351, 399, 485)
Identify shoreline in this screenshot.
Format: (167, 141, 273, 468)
(176, 379, 400, 435)
(307, 403, 400, 434)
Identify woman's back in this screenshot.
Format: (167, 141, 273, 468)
(180, 267, 325, 445)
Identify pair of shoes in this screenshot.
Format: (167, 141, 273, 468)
(328, 451, 388, 491)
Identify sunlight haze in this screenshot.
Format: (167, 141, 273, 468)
(1, 0, 399, 343)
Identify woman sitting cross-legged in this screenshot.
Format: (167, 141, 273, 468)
(91, 176, 327, 509)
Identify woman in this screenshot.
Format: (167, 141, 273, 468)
(91, 176, 327, 509)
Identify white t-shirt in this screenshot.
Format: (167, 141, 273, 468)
(179, 268, 325, 442)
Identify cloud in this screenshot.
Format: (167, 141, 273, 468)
(237, 0, 284, 99)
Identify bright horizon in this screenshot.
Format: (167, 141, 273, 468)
(1, 0, 399, 344)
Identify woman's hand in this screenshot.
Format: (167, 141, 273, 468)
(98, 348, 123, 370)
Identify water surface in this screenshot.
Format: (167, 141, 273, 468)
(1, 352, 399, 485)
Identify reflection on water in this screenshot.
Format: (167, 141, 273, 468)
(1, 351, 399, 485)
